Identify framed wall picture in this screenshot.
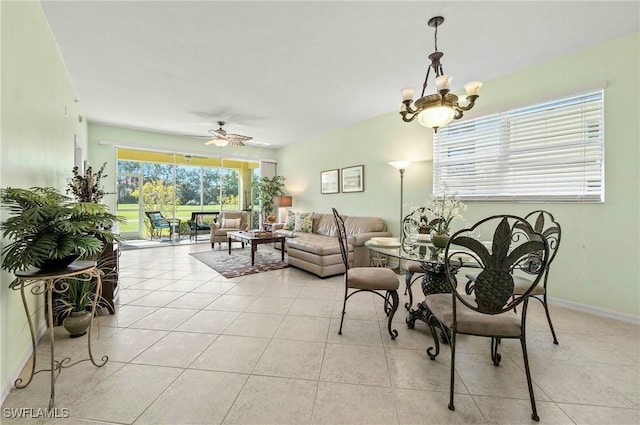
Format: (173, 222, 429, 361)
(341, 165, 364, 193)
(320, 169, 340, 194)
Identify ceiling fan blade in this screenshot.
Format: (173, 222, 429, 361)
(227, 134, 253, 142)
(204, 138, 217, 145)
(227, 139, 246, 147)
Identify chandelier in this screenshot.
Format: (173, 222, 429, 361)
(400, 16, 482, 132)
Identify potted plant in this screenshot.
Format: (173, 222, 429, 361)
(0, 186, 125, 273)
(253, 176, 286, 225)
(426, 191, 467, 248)
(53, 277, 96, 337)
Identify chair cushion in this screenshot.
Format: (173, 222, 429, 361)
(347, 267, 399, 291)
(512, 275, 545, 295)
(425, 294, 522, 337)
(405, 260, 424, 273)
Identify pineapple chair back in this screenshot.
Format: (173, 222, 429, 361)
(464, 210, 561, 344)
(424, 215, 549, 421)
(332, 208, 400, 339)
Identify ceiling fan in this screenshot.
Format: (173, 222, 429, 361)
(204, 121, 252, 147)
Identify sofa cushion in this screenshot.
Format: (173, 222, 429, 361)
(314, 214, 339, 236)
(283, 210, 296, 230)
(221, 218, 241, 228)
(286, 234, 344, 256)
(294, 212, 314, 233)
(344, 216, 386, 234)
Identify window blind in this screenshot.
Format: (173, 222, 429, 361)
(433, 91, 604, 202)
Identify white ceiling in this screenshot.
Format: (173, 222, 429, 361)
(41, 1, 639, 148)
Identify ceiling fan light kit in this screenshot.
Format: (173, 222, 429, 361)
(400, 16, 482, 132)
(204, 121, 252, 147)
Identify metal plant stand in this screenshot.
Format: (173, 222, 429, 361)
(10, 261, 108, 408)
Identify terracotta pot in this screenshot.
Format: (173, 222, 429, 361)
(432, 234, 450, 249)
(62, 311, 92, 338)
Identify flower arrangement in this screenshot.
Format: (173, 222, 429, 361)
(425, 191, 467, 235)
(67, 162, 108, 203)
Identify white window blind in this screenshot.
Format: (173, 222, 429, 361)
(433, 91, 604, 202)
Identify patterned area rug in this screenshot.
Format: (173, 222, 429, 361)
(189, 247, 288, 278)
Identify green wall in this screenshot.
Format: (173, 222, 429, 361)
(1, 0, 87, 396)
(278, 32, 640, 318)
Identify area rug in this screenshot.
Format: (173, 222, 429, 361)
(189, 247, 288, 278)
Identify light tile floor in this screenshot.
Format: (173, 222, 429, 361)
(3, 243, 639, 424)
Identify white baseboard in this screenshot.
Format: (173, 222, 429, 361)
(1, 320, 47, 405)
(550, 297, 640, 325)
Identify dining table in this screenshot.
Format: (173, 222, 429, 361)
(364, 238, 474, 338)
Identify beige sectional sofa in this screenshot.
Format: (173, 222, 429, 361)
(274, 213, 391, 277)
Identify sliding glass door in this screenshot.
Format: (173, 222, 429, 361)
(116, 149, 257, 239)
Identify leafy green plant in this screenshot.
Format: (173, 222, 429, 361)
(53, 278, 93, 318)
(0, 187, 125, 273)
(253, 176, 286, 222)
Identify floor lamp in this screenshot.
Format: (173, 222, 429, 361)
(388, 161, 410, 245)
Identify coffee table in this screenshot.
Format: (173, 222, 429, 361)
(227, 231, 286, 266)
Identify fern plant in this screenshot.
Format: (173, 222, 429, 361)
(0, 187, 125, 272)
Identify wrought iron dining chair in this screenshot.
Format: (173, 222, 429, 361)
(465, 209, 561, 344)
(402, 207, 443, 310)
(424, 215, 549, 421)
(332, 208, 400, 339)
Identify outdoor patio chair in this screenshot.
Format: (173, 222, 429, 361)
(145, 210, 181, 240)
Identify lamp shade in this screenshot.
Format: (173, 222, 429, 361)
(388, 161, 410, 171)
(417, 106, 456, 129)
(273, 196, 292, 207)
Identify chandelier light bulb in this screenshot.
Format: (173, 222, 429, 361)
(464, 81, 483, 96)
(435, 75, 452, 92)
(401, 87, 415, 101)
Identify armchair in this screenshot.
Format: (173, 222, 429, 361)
(210, 210, 250, 247)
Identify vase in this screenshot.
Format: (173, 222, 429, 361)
(62, 311, 92, 338)
(432, 234, 450, 249)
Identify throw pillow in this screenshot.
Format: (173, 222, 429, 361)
(294, 212, 314, 233)
(221, 218, 241, 229)
(283, 210, 296, 230)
